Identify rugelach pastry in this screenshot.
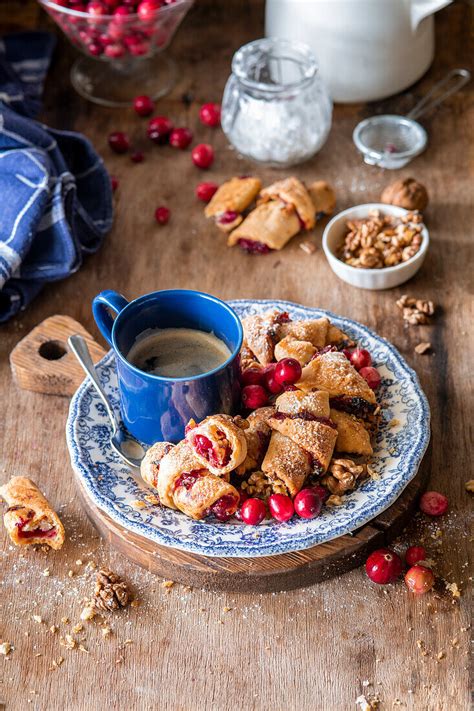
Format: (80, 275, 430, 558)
(141, 441, 175, 488)
(274, 336, 316, 366)
(227, 201, 301, 251)
(261, 431, 312, 497)
(307, 180, 336, 217)
(296, 351, 377, 416)
(186, 414, 247, 476)
(267, 390, 338, 474)
(0, 476, 65, 549)
(242, 310, 290, 366)
(157, 441, 239, 520)
(234, 407, 273, 477)
(259, 177, 316, 230)
(330, 409, 373, 456)
(205, 176, 262, 232)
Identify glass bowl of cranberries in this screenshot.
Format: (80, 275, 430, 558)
(38, 0, 194, 106)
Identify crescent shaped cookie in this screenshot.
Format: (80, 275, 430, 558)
(228, 201, 301, 251)
(234, 407, 273, 477)
(274, 336, 316, 366)
(330, 409, 373, 456)
(296, 351, 377, 407)
(140, 441, 175, 489)
(259, 177, 316, 230)
(0, 477, 65, 550)
(261, 431, 311, 497)
(186, 414, 247, 476)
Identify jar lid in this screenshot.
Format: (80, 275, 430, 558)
(232, 38, 318, 93)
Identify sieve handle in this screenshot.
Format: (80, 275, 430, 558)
(407, 68, 471, 121)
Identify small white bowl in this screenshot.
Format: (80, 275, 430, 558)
(322, 203, 429, 290)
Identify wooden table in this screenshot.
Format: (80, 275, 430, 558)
(1, 2, 472, 709)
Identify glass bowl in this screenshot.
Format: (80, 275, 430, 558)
(38, 0, 194, 106)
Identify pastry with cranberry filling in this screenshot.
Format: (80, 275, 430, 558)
(205, 176, 262, 232)
(141, 441, 175, 489)
(234, 407, 273, 477)
(157, 441, 239, 521)
(261, 431, 312, 497)
(296, 351, 376, 417)
(228, 200, 301, 252)
(259, 177, 316, 230)
(267, 390, 338, 475)
(242, 310, 291, 365)
(307, 180, 336, 217)
(274, 336, 316, 366)
(0, 476, 65, 550)
(186, 414, 247, 476)
(330, 409, 373, 456)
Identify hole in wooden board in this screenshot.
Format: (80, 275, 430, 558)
(38, 340, 67, 361)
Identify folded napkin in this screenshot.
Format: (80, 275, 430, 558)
(0, 32, 113, 322)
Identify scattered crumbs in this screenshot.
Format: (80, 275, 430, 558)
(49, 625, 58, 634)
(71, 623, 83, 634)
(130, 599, 140, 608)
(362, 680, 370, 688)
(299, 240, 316, 255)
(367, 465, 380, 480)
(356, 694, 379, 711)
(437, 651, 445, 660)
(223, 606, 232, 613)
(451, 638, 459, 647)
(61, 617, 70, 624)
(445, 581, 461, 598)
(32, 615, 43, 624)
(50, 657, 64, 670)
(123, 639, 133, 646)
(67, 570, 74, 578)
(42, 568, 50, 577)
(132, 500, 147, 509)
(101, 626, 111, 638)
(34, 653, 42, 658)
(414, 342, 431, 355)
(86, 561, 97, 571)
(161, 580, 174, 589)
(392, 700, 402, 707)
(389, 418, 400, 428)
(144, 494, 160, 506)
(217, 620, 224, 625)
(75, 559, 83, 566)
(115, 656, 124, 664)
(416, 640, 428, 657)
(465, 480, 474, 493)
(80, 605, 96, 621)
(60, 635, 76, 650)
(0, 642, 11, 656)
(78, 645, 89, 654)
(408, 627, 413, 632)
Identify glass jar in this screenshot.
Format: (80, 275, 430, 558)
(222, 38, 332, 167)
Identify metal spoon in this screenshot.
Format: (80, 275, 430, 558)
(68, 334, 144, 469)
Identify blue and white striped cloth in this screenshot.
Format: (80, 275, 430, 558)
(0, 32, 113, 322)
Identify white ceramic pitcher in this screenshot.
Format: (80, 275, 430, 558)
(265, 0, 452, 102)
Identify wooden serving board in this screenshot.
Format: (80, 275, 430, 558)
(74, 450, 430, 593)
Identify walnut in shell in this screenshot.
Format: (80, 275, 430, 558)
(381, 177, 429, 211)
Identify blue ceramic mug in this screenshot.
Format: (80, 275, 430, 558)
(92, 289, 243, 445)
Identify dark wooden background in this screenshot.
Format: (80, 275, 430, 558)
(0, 1, 472, 709)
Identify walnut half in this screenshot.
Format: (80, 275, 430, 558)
(94, 568, 130, 612)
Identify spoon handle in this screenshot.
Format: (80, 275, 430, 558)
(68, 334, 119, 432)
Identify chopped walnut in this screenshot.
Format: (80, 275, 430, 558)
(299, 240, 317, 255)
(396, 295, 435, 325)
(326, 494, 343, 507)
(80, 604, 96, 621)
(93, 569, 130, 612)
(241, 471, 287, 498)
(415, 341, 432, 354)
(321, 458, 369, 496)
(0, 642, 11, 656)
(465, 480, 474, 493)
(338, 211, 424, 269)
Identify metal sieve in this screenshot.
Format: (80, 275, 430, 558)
(353, 68, 471, 169)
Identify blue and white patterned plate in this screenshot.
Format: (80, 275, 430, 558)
(66, 300, 430, 558)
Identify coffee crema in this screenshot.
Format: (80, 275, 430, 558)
(126, 327, 231, 378)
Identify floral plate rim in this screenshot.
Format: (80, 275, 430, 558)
(66, 299, 431, 558)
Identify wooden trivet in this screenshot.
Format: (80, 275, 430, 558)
(10, 314, 106, 397)
(74, 448, 430, 593)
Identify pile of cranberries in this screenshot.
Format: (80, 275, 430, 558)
(47, 0, 186, 60)
(343, 347, 381, 391)
(240, 357, 302, 410)
(238, 487, 324, 525)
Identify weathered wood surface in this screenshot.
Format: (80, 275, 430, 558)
(0, 1, 472, 709)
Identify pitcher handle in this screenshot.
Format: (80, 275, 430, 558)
(92, 290, 129, 347)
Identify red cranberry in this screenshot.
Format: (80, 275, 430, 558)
(147, 115, 173, 144)
(129, 41, 148, 56)
(112, 5, 132, 18)
(237, 239, 272, 255)
(240, 498, 267, 525)
(268, 494, 294, 523)
(199, 102, 221, 127)
(241, 384, 268, 410)
(155, 206, 170, 225)
(343, 348, 353, 360)
(133, 94, 154, 117)
(131, 150, 144, 163)
(405, 545, 427, 567)
(350, 348, 372, 371)
(294, 488, 322, 519)
(405, 565, 435, 594)
(169, 127, 193, 150)
(110, 176, 119, 192)
(240, 367, 264, 387)
(86, 0, 106, 14)
(311, 484, 329, 502)
(108, 130, 130, 153)
(365, 548, 402, 584)
(211, 494, 237, 522)
(137, 0, 162, 21)
(218, 210, 239, 225)
(195, 181, 218, 203)
(191, 143, 214, 169)
(359, 366, 381, 391)
(87, 41, 103, 56)
(419, 491, 448, 517)
(274, 358, 302, 386)
(263, 363, 283, 395)
(105, 43, 125, 58)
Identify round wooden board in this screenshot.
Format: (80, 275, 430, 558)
(74, 445, 430, 593)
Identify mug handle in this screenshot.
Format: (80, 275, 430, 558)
(92, 290, 129, 347)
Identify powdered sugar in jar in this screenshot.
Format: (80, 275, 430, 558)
(221, 38, 332, 167)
